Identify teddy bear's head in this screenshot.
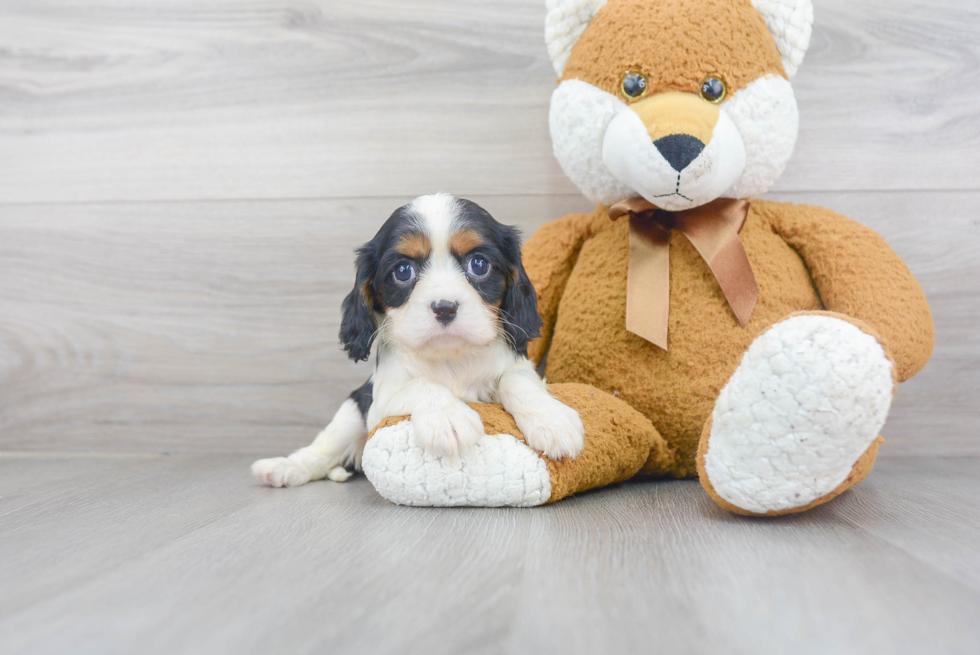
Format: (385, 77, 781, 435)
(547, 0, 813, 211)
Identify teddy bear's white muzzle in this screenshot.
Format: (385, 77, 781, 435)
(550, 77, 799, 209)
(602, 108, 747, 211)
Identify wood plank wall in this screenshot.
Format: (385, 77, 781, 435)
(1, 0, 977, 455)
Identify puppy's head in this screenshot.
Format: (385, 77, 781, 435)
(340, 194, 542, 361)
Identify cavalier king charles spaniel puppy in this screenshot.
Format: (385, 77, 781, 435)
(252, 193, 584, 487)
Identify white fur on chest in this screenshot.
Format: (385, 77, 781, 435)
(368, 339, 516, 429)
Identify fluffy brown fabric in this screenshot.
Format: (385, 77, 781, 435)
(368, 198, 930, 509)
(366, 0, 933, 513)
(768, 205, 935, 381)
(561, 0, 785, 99)
(368, 383, 676, 504)
(523, 212, 599, 365)
(523, 201, 933, 478)
(541, 384, 676, 502)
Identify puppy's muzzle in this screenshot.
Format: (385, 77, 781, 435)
(431, 300, 458, 326)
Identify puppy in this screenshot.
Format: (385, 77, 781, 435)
(252, 193, 585, 488)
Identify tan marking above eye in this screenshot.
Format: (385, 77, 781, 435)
(449, 229, 484, 257)
(395, 233, 432, 260)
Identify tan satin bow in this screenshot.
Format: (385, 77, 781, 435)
(608, 197, 758, 350)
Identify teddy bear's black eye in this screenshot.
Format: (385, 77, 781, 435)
(700, 77, 727, 104)
(621, 72, 648, 99)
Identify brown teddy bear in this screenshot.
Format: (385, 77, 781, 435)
(360, 0, 934, 515)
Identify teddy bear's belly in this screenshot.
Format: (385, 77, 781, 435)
(544, 217, 822, 476)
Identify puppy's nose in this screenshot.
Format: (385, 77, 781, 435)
(654, 134, 705, 172)
(431, 300, 458, 325)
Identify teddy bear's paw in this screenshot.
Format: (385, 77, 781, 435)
(361, 420, 552, 507)
(701, 314, 895, 515)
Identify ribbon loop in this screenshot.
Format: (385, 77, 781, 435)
(609, 198, 757, 350)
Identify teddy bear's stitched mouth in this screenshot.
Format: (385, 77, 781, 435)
(649, 173, 693, 202)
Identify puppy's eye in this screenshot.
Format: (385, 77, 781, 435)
(393, 263, 416, 284)
(621, 72, 648, 99)
(699, 76, 727, 104)
(466, 256, 490, 278)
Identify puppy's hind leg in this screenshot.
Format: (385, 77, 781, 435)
(251, 381, 371, 488)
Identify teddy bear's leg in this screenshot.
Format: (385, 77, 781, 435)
(697, 312, 897, 516)
(361, 383, 673, 507)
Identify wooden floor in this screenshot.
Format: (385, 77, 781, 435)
(0, 453, 978, 655)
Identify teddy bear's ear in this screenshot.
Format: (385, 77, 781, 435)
(546, 0, 813, 80)
(751, 0, 814, 77)
(545, 0, 609, 77)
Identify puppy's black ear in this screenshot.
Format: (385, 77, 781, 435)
(499, 225, 543, 358)
(339, 244, 379, 362)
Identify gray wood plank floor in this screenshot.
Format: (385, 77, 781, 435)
(0, 454, 978, 655)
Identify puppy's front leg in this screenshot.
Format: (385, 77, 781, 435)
(498, 359, 585, 460)
(377, 379, 485, 458)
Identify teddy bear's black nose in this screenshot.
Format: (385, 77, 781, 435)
(654, 134, 705, 172)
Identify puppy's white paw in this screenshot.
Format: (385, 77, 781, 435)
(251, 457, 312, 488)
(513, 397, 585, 460)
(326, 466, 352, 482)
(411, 401, 485, 458)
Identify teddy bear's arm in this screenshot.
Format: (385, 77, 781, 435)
(522, 212, 596, 365)
(767, 203, 935, 382)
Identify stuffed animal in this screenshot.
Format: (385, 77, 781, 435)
(360, 0, 934, 515)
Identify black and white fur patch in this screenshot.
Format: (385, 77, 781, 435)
(251, 194, 583, 489)
(340, 195, 542, 362)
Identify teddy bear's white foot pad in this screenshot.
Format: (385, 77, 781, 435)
(362, 422, 552, 507)
(702, 315, 894, 514)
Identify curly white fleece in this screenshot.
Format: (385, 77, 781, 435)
(545, 0, 813, 78)
(549, 79, 633, 206)
(722, 74, 799, 200)
(362, 422, 552, 507)
(751, 0, 813, 77)
(545, 0, 609, 76)
(702, 315, 895, 514)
